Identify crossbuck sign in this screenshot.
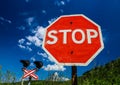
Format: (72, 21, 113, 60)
(22, 69, 38, 80)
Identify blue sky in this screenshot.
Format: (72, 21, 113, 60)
(0, 0, 120, 81)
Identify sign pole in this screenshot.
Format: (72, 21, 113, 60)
(72, 66, 77, 85)
(28, 76, 32, 85)
(21, 79, 24, 85)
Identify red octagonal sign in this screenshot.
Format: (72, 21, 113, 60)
(42, 14, 104, 66)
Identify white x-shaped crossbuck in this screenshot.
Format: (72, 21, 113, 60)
(22, 69, 38, 80)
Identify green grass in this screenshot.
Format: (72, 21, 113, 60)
(1, 58, 120, 85)
(78, 58, 120, 85)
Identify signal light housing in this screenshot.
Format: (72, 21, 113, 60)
(20, 60, 30, 68)
(34, 61, 43, 69)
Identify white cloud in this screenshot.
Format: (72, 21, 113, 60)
(52, 72, 59, 81)
(42, 10, 47, 14)
(60, 9, 64, 13)
(31, 57, 36, 61)
(61, 1, 65, 5)
(37, 52, 54, 62)
(18, 44, 26, 49)
(54, 0, 71, 7)
(17, 26, 45, 51)
(26, 46, 32, 51)
(54, 0, 65, 6)
(26, 17, 34, 26)
(0, 17, 12, 24)
(29, 57, 36, 67)
(29, 63, 34, 67)
(18, 38, 25, 44)
(43, 58, 45, 61)
(37, 52, 55, 62)
(48, 56, 54, 62)
(47, 72, 69, 81)
(66, 0, 70, 3)
(26, 26, 45, 47)
(18, 44, 32, 51)
(37, 52, 48, 58)
(17, 26, 26, 30)
(61, 77, 69, 81)
(44, 64, 66, 71)
(48, 18, 56, 24)
(25, 0, 29, 3)
(26, 42, 32, 45)
(54, 72, 59, 76)
(25, 18, 58, 47)
(35, 26, 45, 39)
(18, 38, 32, 51)
(26, 35, 42, 47)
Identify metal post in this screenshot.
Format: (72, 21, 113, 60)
(28, 76, 32, 85)
(72, 66, 77, 85)
(21, 79, 24, 85)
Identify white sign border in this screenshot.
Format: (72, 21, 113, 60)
(42, 14, 104, 66)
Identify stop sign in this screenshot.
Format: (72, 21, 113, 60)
(42, 14, 104, 66)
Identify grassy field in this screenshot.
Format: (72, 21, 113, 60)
(0, 58, 120, 85)
(77, 58, 120, 85)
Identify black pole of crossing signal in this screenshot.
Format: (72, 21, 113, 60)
(28, 76, 32, 85)
(72, 66, 78, 85)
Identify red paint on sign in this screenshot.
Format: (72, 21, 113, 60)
(43, 14, 104, 66)
(22, 69, 38, 80)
